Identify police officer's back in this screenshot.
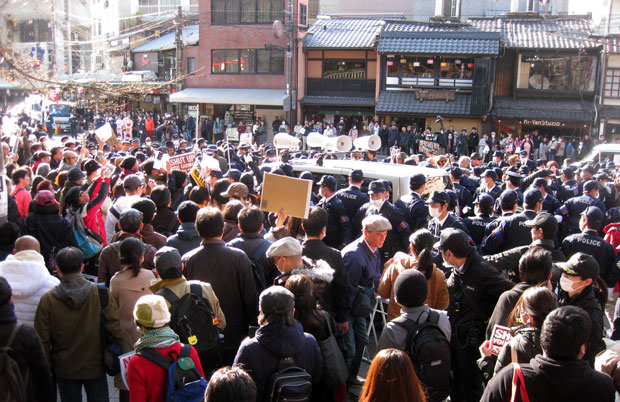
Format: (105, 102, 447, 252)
(464, 194, 495, 247)
(316, 175, 352, 249)
(557, 180, 607, 235)
(532, 178, 562, 214)
(449, 167, 474, 217)
(335, 169, 369, 222)
(394, 173, 429, 231)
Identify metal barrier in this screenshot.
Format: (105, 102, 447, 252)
(362, 295, 389, 363)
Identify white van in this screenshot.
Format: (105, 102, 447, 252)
(263, 158, 453, 201)
(580, 144, 620, 165)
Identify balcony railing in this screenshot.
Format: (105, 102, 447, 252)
(307, 78, 376, 97)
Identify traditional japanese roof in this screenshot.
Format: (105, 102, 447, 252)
(492, 97, 594, 121)
(376, 90, 472, 115)
(303, 18, 385, 50)
(132, 25, 199, 53)
(300, 95, 376, 107)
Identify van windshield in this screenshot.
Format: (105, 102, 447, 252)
(49, 104, 71, 115)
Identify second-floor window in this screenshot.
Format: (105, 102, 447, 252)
(212, 0, 284, 25)
(187, 57, 195, 74)
(212, 49, 284, 74)
(386, 56, 474, 88)
(605, 68, 620, 99)
(18, 19, 50, 43)
(299, 4, 307, 26)
(323, 60, 366, 79)
(517, 54, 597, 93)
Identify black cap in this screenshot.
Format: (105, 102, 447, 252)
(154, 246, 182, 275)
(224, 168, 242, 182)
(499, 190, 518, 209)
(409, 173, 426, 190)
(84, 159, 101, 176)
(394, 269, 428, 308)
(506, 169, 523, 180)
(449, 167, 463, 180)
(470, 152, 482, 160)
(427, 190, 449, 205)
(435, 228, 470, 252)
(317, 175, 337, 192)
(532, 177, 548, 189)
(524, 188, 543, 206)
(519, 165, 530, 176)
(481, 169, 497, 181)
(350, 169, 364, 182)
(493, 151, 504, 158)
(581, 206, 604, 229)
(299, 171, 314, 182)
(558, 252, 599, 280)
(474, 193, 495, 211)
(67, 167, 85, 182)
(583, 180, 599, 193)
(368, 180, 386, 194)
(524, 212, 558, 235)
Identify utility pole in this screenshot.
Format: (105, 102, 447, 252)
(50, 0, 57, 76)
(285, 0, 294, 126)
(175, 5, 183, 114)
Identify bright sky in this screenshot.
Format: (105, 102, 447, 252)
(570, 0, 610, 26)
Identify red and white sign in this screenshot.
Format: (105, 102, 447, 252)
(168, 152, 196, 172)
(119, 351, 135, 389)
(489, 325, 512, 356)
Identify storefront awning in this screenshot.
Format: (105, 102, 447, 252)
(376, 90, 472, 116)
(492, 97, 594, 122)
(169, 88, 287, 106)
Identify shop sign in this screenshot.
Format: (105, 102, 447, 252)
(414, 90, 456, 102)
(522, 119, 562, 127)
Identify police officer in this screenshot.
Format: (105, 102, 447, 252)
(503, 169, 524, 205)
(488, 150, 508, 169)
(575, 165, 596, 195)
(474, 169, 502, 201)
(555, 167, 579, 202)
(426, 190, 469, 240)
(353, 180, 411, 263)
(482, 188, 542, 255)
(316, 175, 352, 250)
(394, 173, 429, 231)
(556, 180, 607, 235)
(518, 150, 536, 171)
(464, 194, 495, 247)
(335, 169, 369, 222)
(561, 206, 617, 288)
(532, 177, 561, 214)
(596, 172, 618, 210)
(449, 167, 474, 217)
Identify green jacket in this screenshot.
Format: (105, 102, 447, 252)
(35, 273, 122, 380)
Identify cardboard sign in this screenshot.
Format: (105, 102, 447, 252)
(168, 152, 195, 172)
(419, 139, 440, 155)
(95, 123, 115, 142)
(489, 324, 512, 356)
(260, 173, 312, 219)
(239, 132, 253, 146)
(119, 351, 136, 389)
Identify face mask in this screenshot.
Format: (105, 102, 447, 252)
(429, 206, 441, 218)
(521, 158, 528, 164)
(371, 199, 383, 209)
(560, 275, 586, 293)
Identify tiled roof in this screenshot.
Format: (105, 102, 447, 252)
(378, 21, 500, 55)
(133, 25, 199, 52)
(376, 90, 472, 115)
(303, 18, 384, 49)
(468, 15, 599, 50)
(300, 96, 376, 107)
(492, 97, 594, 121)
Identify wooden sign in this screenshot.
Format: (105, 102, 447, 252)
(414, 90, 456, 102)
(260, 173, 313, 219)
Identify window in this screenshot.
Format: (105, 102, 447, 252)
(299, 4, 307, 26)
(386, 56, 473, 87)
(401, 57, 435, 78)
(322, 60, 366, 79)
(212, 0, 284, 24)
(187, 57, 195, 74)
(439, 58, 474, 79)
(18, 19, 50, 43)
(212, 49, 283, 74)
(517, 54, 597, 92)
(605, 68, 620, 99)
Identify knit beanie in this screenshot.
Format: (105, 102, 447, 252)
(394, 269, 428, 308)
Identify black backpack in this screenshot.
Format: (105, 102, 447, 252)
(156, 284, 221, 369)
(0, 324, 27, 402)
(229, 239, 270, 293)
(267, 356, 312, 402)
(393, 310, 452, 402)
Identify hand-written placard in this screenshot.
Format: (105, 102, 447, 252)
(490, 324, 512, 356)
(119, 351, 136, 389)
(419, 139, 440, 155)
(168, 152, 196, 172)
(260, 173, 312, 219)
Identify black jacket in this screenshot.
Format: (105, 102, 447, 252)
(494, 327, 541, 375)
(335, 185, 369, 222)
(481, 355, 614, 402)
(394, 191, 429, 231)
(317, 195, 352, 250)
(561, 229, 617, 287)
(482, 209, 537, 255)
(302, 239, 349, 323)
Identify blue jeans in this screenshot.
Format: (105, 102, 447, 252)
(343, 315, 368, 382)
(57, 376, 109, 402)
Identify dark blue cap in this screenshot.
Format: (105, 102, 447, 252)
(524, 188, 543, 206)
(481, 169, 497, 180)
(499, 190, 518, 208)
(317, 175, 337, 192)
(449, 167, 463, 180)
(581, 206, 604, 229)
(475, 193, 495, 211)
(368, 180, 386, 194)
(583, 180, 599, 192)
(350, 169, 364, 182)
(409, 173, 426, 190)
(427, 190, 449, 205)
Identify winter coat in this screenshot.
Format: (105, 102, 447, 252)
(166, 222, 201, 257)
(128, 342, 205, 402)
(233, 322, 323, 402)
(34, 273, 122, 380)
(98, 232, 156, 286)
(481, 355, 614, 402)
(222, 220, 241, 242)
(378, 252, 449, 321)
(494, 326, 541, 375)
(0, 250, 59, 327)
(140, 223, 167, 250)
(152, 207, 179, 237)
(603, 222, 620, 250)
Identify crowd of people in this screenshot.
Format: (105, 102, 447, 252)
(2, 109, 620, 402)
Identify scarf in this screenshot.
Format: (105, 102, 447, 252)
(0, 302, 17, 325)
(134, 325, 179, 353)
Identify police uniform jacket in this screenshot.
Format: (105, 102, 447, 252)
(317, 195, 352, 250)
(426, 213, 470, 240)
(557, 194, 607, 232)
(394, 191, 429, 231)
(561, 229, 617, 287)
(464, 215, 494, 246)
(475, 184, 503, 201)
(542, 193, 562, 214)
(446, 252, 514, 332)
(454, 182, 474, 216)
(460, 176, 479, 196)
(336, 185, 369, 222)
(488, 160, 508, 169)
(482, 209, 537, 255)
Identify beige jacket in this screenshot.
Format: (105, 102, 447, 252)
(378, 252, 450, 321)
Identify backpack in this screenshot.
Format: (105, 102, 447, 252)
(393, 310, 452, 402)
(229, 239, 270, 293)
(267, 356, 312, 402)
(156, 284, 221, 369)
(137, 344, 208, 402)
(0, 324, 27, 402)
(97, 283, 122, 376)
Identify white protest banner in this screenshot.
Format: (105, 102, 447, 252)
(119, 351, 136, 389)
(489, 324, 512, 356)
(239, 132, 253, 146)
(419, 139, 440, 155)
(168, 152, 195, 172)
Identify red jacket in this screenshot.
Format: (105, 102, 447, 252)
(83, 178, 110, 245)
(145, 119, 155, 132)
(603, 223, 620, 252)
(11, 184, 31, 219)
(128, 342, 204, 402)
